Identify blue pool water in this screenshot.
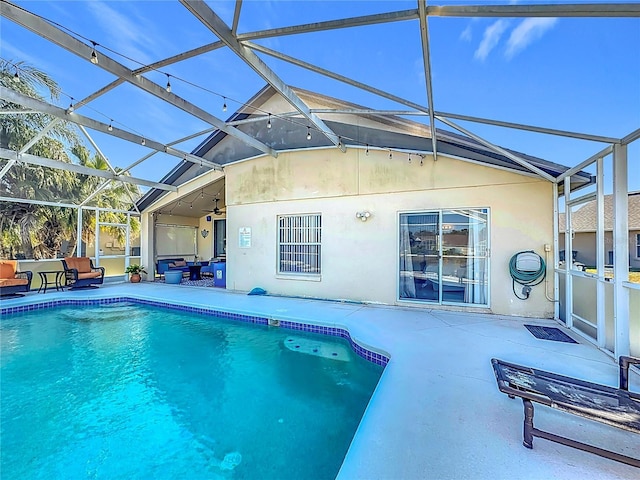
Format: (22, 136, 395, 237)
(0, 302, 384, 479)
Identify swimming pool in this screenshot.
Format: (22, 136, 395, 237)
(1, 300, 385, 480)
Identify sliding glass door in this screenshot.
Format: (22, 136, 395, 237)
(399, 209, 489, 306)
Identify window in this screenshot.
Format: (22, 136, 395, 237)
(399, 209, 489, 306)
(278, 214, 321, 275)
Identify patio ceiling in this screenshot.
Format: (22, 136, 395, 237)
(1, 1, 639, 211)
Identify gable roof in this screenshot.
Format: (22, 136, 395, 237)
(137, 85, 592, 212)
(559, 191, 640, 232)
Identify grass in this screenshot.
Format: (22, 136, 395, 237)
(584, 268, 640, 284)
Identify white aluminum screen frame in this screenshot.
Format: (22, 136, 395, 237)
(277, 213, 322, 275)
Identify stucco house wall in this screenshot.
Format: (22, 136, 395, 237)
(224, 147, 554, 318)
(558, 192, 640, 269)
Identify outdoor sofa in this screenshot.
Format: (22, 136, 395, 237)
(157, 258, 210, 277)
(157, 258, 190, 276)
(491, 356, 640, 467)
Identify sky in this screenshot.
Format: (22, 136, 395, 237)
(2, 0, 639, 195)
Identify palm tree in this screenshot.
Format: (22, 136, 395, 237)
(0, 60, 141, 259)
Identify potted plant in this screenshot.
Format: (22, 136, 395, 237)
(125, 264, 147, 283)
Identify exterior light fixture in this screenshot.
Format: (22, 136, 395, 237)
(201, 229, 210, 238)
(356, 211, 371, 222)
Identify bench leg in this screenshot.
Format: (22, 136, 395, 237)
(522, 399, 534, 449)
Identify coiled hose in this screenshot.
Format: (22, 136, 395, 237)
(509, 251, 546, 300)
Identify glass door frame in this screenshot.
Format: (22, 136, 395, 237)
(397, 208, 491, 307)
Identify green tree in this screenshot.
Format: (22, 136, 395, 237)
(0, 60, 140, 259)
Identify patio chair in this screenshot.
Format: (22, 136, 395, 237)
(0, 260, 33, 297)
(61, 257, 105, 289)
(491, 357, 640, 467)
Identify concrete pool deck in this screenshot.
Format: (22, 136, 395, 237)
(1, 282, 638, 479)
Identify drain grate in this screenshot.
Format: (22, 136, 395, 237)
(524, 325, 578, 343)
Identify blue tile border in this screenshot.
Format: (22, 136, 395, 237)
(1, 297, 389, 366)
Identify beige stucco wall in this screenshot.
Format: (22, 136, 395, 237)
(224, 147, 555, 317)
(559, 231, 640, 268)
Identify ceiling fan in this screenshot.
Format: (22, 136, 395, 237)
(201, 197, 225, 215)
(213, 198, 225, 215)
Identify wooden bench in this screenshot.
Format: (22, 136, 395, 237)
(491, 356, 640, 467)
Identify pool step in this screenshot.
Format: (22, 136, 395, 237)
(283, 336, 350, 361)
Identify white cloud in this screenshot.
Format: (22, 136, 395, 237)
(460, 25, 472, 42)
(505, 18, 558, 59)
(474, 20, 509, 61)
(86, 1, 170, 65)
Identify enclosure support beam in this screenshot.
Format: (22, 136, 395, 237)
(76, 208, 82, 259)
(552, 185, 559, 321)
(596, 157, 606, 349)
(1, 87, 221, 171)
(564, 176, 573, 329)
(417, 0, 438, 161)
(231, 0, 243, 34)
(427, 4, 640, 18)
(181, 0, 345, 152)
(245, 43, 433, 118)
(612, 143, 630, 359)
(0, 148, 177, 191)
(436, 115, 556, 182)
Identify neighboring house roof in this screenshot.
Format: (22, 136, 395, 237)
(138, 85, 592, 212)
(559, 191, 640, 232)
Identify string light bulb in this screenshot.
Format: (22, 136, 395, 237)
(408, 154, 412, 164)
(365, 144, 369, 156)
(141, 138, 146, 146)
(13, 70, 20, 82)
(165, 74, 171, 93)
(389, 151, 393, 160)
(267, 113, 272, 129)
(90, 42, 98, 64)
(223, 97, 227, 112)
(306, 126, 312, 140)
(420, 155, 424, 166)
(67, 101, 74, 113)
(107, 120, 113, 132)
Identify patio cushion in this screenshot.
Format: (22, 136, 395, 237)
(64, 257, 92, 273)
(0, 260, 18, 278)
(0, 278, 28, 287)
(77, 271, 103, 280)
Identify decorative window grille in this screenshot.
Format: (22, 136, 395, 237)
(278, 214, 321, 274)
